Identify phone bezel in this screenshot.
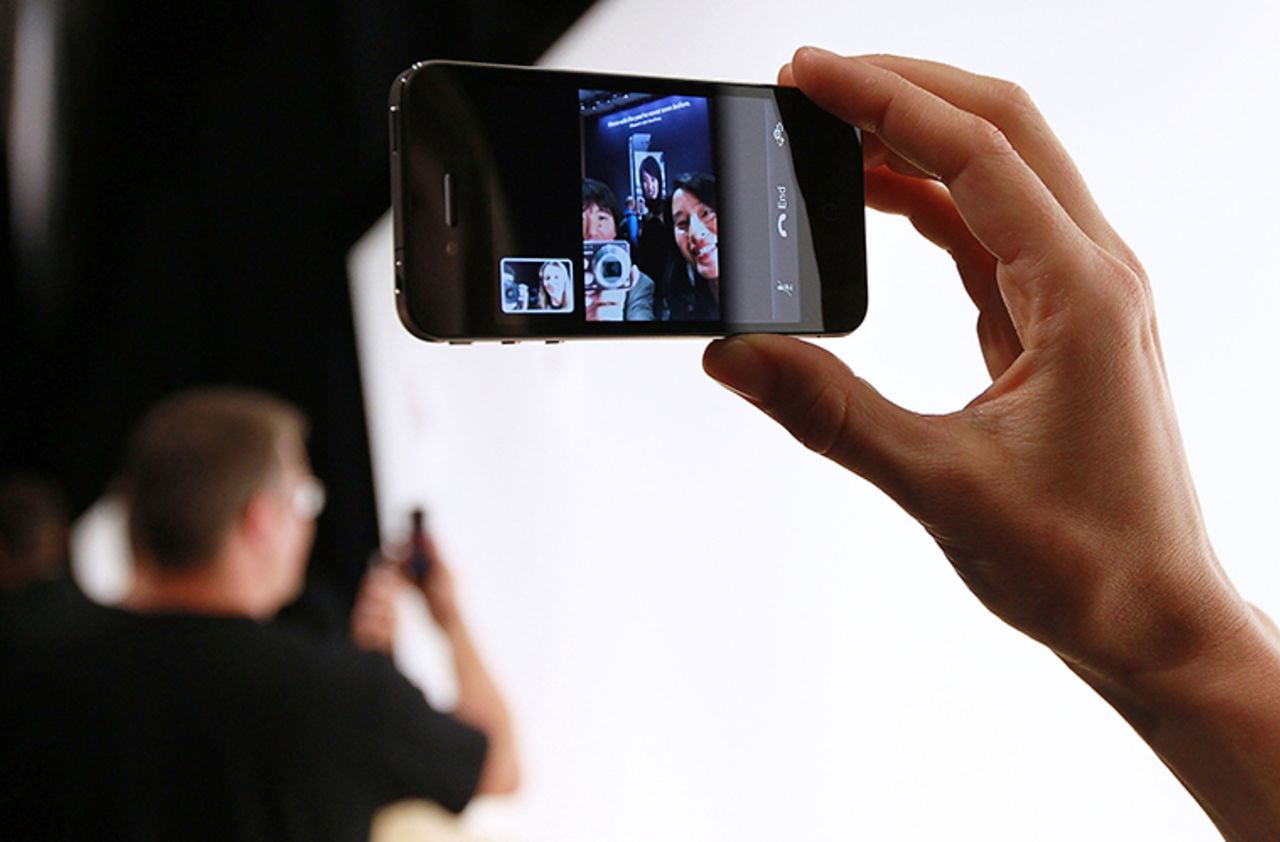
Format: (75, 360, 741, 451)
(390, 60, 866, 343)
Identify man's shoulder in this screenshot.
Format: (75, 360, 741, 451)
(15, 604, 397, 698)
(0, 577, 95, 640)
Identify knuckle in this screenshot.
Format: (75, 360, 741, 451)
(1071, 252, 1156, 341)
(966, 116, 1014, 165)
(993, 79, 1040, 126)
(1105, 258, 1153, 318)
(792, 378, 855, 459)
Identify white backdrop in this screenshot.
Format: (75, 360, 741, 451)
(350, 1, 1280, 839)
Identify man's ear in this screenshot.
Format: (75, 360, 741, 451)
(238, 492, 279, 549)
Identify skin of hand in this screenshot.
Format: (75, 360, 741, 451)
(703, 47, 1280, 838)
(409, 534, 521, 795)
(418, 537, 461, 630)
(583, 286, 603, 320)
(582, 269, 639, 321)
(350, 561, 403, 655)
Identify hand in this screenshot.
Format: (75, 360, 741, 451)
(416, 536, 461, 630)
(350, 561, 403, 655)
(584, 286, 624, 321)
(704, 48, 1252, 680)
(584, 286, 602, 320)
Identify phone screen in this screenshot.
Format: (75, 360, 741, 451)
(392, 62, 866, 341)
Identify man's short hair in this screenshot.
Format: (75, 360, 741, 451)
(582, 178, 622, 229)
(120, 388, 307, 571)
(0, 477, 68, 585)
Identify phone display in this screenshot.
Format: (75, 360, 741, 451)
(390, 61, 866, 342)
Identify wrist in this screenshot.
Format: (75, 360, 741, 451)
(1068, 599, 1265, 722)
(431, 601, 464, 634)
(1067, 604, 1280, 839)
(1055, 539, 1252, 682)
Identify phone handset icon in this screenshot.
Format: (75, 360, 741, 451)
(777, 212, 788, 238)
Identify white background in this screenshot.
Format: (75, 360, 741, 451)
(350, 1, 1280, 839)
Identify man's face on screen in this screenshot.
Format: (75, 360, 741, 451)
(582, 203, 617, 241)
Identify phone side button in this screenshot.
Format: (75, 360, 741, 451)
(545, 339, 562, 344)
(449, 340, 471, 345)
(501, 340, 518, 345)
(443, 173, 456, 227)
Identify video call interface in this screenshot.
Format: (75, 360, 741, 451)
(499, 87, 807, 327)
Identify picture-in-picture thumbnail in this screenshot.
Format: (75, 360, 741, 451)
(500, 258, 573, 314)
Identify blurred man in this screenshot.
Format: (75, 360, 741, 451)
(0, 388, 518, 842)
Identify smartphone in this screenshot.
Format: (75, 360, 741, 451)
(404, 508, 430, 583)
(389, 60, 867, 342)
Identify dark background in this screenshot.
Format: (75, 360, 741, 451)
(1, 0, 595, 607)
(583, 94, 714, 212)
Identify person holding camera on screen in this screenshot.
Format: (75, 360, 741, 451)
(702, 47, 1280, 840)
(582, 178, 656, 322)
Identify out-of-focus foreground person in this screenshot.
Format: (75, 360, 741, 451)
(0, 388, 518, 842)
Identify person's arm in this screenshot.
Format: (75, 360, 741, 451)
(350, 562, 400, 655)
(624, 269, 656, 321)
(702, 47, 1280, 840)
(417, 541, 520, 796)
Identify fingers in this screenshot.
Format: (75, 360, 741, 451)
(790, 47, 1095, 339)
(863, 166, 1024, 377)
(703, 335, 937, 506)
(785, 61, 926, 180)
(855, 54, 1135, 265)
(785, 62, 933, 180)
(352, 566, 401, 653)
(864, 167, 995, 307)
(863, 133, 933, 179)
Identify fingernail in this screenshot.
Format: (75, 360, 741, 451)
(797, 45, 837, 60)
(703, 337, 775, 402)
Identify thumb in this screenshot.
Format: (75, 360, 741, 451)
(703, 335, 934, 503)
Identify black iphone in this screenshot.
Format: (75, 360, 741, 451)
(389, 60, 866, 343)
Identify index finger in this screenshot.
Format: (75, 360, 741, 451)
(790, 47, 1098, 332)
(855, 53, 1136, 267)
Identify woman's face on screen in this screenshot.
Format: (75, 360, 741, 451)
(641, 170, 660, 202)
(672, 188, 718, 280)
(540, 262, 569, 308)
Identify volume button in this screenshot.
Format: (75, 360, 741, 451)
(388, 106, 399, 153)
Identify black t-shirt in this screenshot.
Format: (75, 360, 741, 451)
(0, 598, 487, 841)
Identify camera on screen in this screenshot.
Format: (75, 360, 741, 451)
(583, 240, 634, 292)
